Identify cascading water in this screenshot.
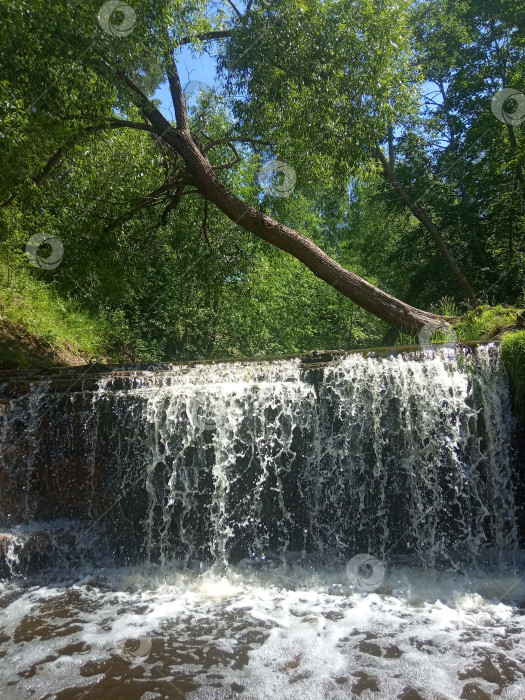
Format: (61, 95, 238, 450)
(0, 344, 524, 699)
(0, 344, 520, 571)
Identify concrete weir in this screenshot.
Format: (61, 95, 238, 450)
(0, 342, 523, 578)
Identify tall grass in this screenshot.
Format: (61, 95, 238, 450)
(0, 260, 120, 363)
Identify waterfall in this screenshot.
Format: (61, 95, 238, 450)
(0, 343, 520, 576)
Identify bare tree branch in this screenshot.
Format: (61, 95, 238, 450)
(225, 0, 243, 20)
(104, 179, 182, 233)
(211, 141, 242, 170)
(203, 136, 273, 154)
(176, 30, 231, 47)
(165, 32, 190, 131)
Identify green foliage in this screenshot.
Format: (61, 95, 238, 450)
(393, 0, 525, 304)
(501, 330, 525, 420)
(0, 116, 385, 364)
(430, 296, 461, 318)
(0, 259, 131, 365)
(0, 0, 524, 367)
(454, 305, 522, 341)
(396, 303, 523, 346)
(220, 0, 416, 198)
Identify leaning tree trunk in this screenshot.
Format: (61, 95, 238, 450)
(167, 131, 442, 333)
(114, 67, 445, 337)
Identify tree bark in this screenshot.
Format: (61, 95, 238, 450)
(176, 133, 441, 333)
(375, 147, 477, 305)
(112, 68, 445, 336)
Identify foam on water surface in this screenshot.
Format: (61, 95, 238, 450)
(0, 345, 524, 698)
(1, 563, 525, 699)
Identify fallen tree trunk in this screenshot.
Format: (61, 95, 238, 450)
(109, 66, 446, 337)
(169, 132, 443, 334)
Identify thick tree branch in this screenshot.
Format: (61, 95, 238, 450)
(165, 34, 189, 131)
(60, 115, 156, 134)
(225, 0, 243, 20)
(375, 147, 477, 306)
(108, 64, 174, 136)
(106, 118, 157, 134)
(113, 69, 445, 333)
(110, 68, 186, 185)
(110, 69, 446, 334)
(176, 30, 231, 47)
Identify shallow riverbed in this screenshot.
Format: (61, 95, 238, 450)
(1, 561, 525, 699)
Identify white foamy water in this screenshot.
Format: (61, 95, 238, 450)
(0, 345, 518, 570)
(1, 563, 525, 699)
(0, 345, 524, 697)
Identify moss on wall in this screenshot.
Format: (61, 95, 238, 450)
(453, 305, 522, 342)
(501, 330, 525, 421)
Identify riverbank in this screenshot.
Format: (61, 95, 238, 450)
(1, 280, 524, 372)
